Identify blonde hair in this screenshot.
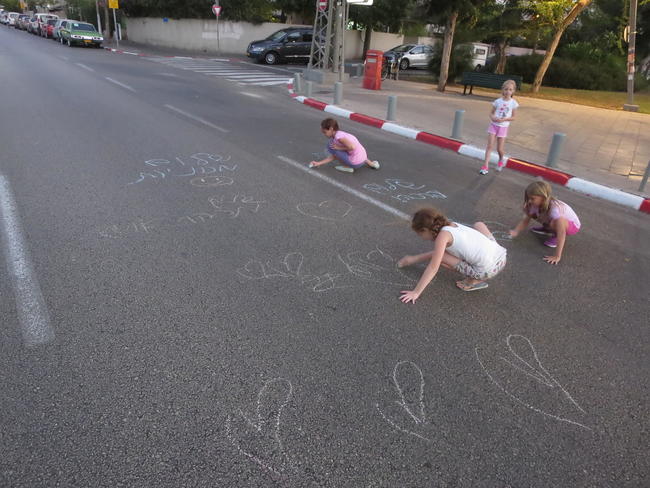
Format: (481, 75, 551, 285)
(502, 79, 517, 93)
(524, 180, 557, 215)
(411, 208, 451, 237)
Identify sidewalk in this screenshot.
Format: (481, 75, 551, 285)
(306, 75, 650, 199)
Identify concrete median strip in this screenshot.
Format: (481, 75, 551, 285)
(287, 83, 650, 215)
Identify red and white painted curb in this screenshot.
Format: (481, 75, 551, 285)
(287, 82, 650, 215)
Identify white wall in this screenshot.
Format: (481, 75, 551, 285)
(125, 17, 417, 58)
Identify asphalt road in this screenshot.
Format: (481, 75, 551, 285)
(1, 26, 648, 487)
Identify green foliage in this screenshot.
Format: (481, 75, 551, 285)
(348, 0, 414, 32)
(122, 0, 276, 22)
(427, 43, 473, 82)
(1, 0, 21, 12)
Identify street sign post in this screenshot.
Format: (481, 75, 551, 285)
(108, 0, 119, 48)
(212, 4, 222, 53)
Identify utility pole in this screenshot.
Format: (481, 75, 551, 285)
(623, 0, 639, 112)
(95, 0, 102, 37)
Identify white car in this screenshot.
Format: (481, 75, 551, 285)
(383, 44, 435, 70)
(6, 12, 20, 27)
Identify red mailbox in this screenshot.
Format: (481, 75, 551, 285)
(363, 50, 383, 90)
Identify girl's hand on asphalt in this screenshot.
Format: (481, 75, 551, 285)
(308, 161, 317, 168)
(400, 290, 420, 304)
(509, 229, 519, 238)
(396, 255, 413, 268)
(543, 255, 561, 265)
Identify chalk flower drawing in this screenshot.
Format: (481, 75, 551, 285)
(376, 361, 430, 441)
(226, 378, 294, 476)
(475, 334, 590, 430)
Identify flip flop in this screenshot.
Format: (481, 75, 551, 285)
(457, 280, 488, 292)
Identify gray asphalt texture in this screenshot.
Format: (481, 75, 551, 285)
(1, 26, 649, 487)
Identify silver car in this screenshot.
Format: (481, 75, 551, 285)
(383, 44, 435, 70)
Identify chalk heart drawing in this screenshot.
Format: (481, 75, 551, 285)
(190, 175, 234, 187)
(483, 221, 513, 242)
(475, 334, 591, 430)
(226, 378, 294, 477)
(376, 361, 431, 442)
(338, 247, 415, 286)
(296, 200, 352, 221)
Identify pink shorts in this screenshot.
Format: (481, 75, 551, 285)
(566, 221, 580, 235)
(488, 123, 508, 138)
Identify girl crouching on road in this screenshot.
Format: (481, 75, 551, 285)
(398, 208, 507, 304)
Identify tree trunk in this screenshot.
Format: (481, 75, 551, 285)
(495, 39, 508, 74)
(437, 10, 458, 92)
(531, 0, 592, 93)
(362, 27, 372, 60)
(103, 2, 110, 40)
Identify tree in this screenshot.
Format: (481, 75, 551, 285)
(530, 0, 593, 93)
(417, 0, 487, 91)
(476, 0, 527, 74)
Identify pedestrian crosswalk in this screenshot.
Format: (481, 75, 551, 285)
(148, 57, 293, 86)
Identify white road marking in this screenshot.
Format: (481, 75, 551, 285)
(163, 104, 229, 133)
(204, 72, 258, 76)
(240, 92, 263, 98)
(75, 62, 94, 72)
(105, 77, 136, 92)
(225, 74, 287, 79)
(276, 156, 409, 220)
(0, 175, 55, 346)
(245, 80, 292, 86)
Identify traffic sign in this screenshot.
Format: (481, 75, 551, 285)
(108, 0, 119, 9)
(318, 0, 327, 11)
(212, 5, 222, 17)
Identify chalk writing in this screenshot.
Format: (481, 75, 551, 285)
(475, 334, 591, 430)
(128, 153, 237, 185)
(237, 252, 351, 293)
(296, 200, 352, 221)
(225, 378, 294, 477)
(337, 247, 415, 286)
(99, 194, 265, 238)
(190, 176, 234, 187)
(376, 361, 430, 441)
(363, 179, 447, 203)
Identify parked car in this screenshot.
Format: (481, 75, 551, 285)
(16, 14, 31, 30)
(41, 18, 57, 38)
(246, 27, 314, 65)
(383, 44, 435, 70)
(34, 13, 57, 35)
(59, 21, 103, 48)
(28, 16, 39, 34)
(52, 19, 70, 41)
(6, 12, 20, 27)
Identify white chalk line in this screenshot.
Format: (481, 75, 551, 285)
(0, 175, 55, 346)
(163, 104, 229, 133)
(475, 347, 591, 431)
(276, 156, 410, 221)
(375, 404, 430, 442)
(105, 77, 136, 93)
(393, 361, 427, 424)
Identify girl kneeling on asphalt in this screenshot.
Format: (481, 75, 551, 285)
(308, 118, 380, 173)
(398, 208, 507, 304)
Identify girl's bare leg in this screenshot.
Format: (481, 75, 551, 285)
(496, 137, 506, 163)
(483, 133, 497, 168)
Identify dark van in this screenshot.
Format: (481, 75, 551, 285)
(246, 27, 313, 65)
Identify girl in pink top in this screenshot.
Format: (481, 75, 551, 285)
(509, 181, 581, 265)
(308, 118, 380, 174)
(479, 79, 519, 175)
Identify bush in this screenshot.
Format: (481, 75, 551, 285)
(427, 43, 473, 82)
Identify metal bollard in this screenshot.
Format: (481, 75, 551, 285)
(334, 81, 343, 105)
(387, 95, 397, 121)
(451, 109, 465, 139)
(546, 132, 566, 168)
(293, 73, 303, 94)
(305, 80, 313, 98)
(639, 160, 650, 192)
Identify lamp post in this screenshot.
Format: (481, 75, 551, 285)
(623, 0, 639, 112)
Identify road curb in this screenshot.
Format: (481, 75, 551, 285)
(286, 83, 650, 215)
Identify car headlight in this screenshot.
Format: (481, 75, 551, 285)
(93, 37, 102, 41)
(249, 46, 264, 52)
(71, 34, 82, 39)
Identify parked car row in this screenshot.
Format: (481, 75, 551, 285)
(1, 10, 103, 48)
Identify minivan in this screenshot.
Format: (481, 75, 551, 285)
(246, 27, 313, 65)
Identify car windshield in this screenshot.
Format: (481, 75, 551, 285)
(47, 19, 56, 25)
(266, 30, 287, 42)
(72, 23, 96, 31)
(389, 44, 415, 53)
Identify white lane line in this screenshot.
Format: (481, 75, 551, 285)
(240, 92, 263, 98)
(225, 74, 287, 79)
(276, 156, 409, 220)
(75, 62, 94, 72)
(163, 104, 229, 133)
(0, 175, 55, 346)
(105, 77, 136, 93)
(245, 80, 292, 86)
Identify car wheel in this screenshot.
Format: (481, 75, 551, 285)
(264, 51, 279, 65)
(399, 58, 409, 70)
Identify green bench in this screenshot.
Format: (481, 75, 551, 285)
(460, 72, 522, 95)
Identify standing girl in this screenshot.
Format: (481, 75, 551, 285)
(308, 118, 380, 173)
(479, 79, 519, 175)
(398, 208, 507, 303)
(509, 181, 581, 265)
